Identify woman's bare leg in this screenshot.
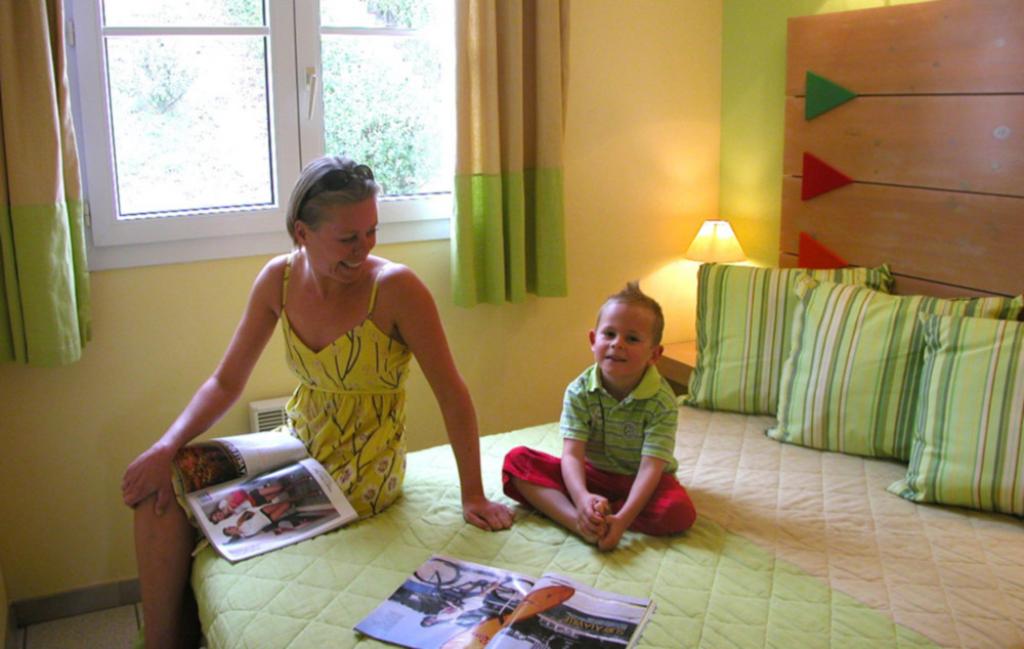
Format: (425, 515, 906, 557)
(134, 497, 200, 649)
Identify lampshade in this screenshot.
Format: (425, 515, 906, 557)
(685, 219, 745, 263)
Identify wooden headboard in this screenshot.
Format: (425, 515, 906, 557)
(781, 0, 1023, 298)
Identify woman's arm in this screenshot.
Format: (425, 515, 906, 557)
(121, 257, 286, 514)
(388, 266, 513, 531)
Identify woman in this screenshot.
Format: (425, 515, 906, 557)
(122, 156, 513, 649)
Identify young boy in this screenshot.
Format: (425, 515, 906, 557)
(502, 282, 697, 550)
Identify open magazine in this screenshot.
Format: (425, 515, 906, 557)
(355, 555, 656, 649)
(173, 431, 357, 563)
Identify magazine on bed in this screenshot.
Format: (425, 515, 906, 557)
(173, 431, 357, 563)
(355, 555, 656, 649)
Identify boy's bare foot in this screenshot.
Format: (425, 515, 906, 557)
(577, 509, 608, 544)
(576, 522, 600, 544)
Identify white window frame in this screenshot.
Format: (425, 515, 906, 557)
(68, 0, 452, 271)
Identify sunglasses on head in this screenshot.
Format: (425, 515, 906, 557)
(317, 164, 374, 192)
(298, 164, 375, 218)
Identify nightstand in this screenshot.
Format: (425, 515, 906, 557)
(657, 340, 698, 395)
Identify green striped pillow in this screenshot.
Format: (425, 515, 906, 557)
(888, 314, 1024, 516)
(768, 278, 1022, 459)
(684, 264, 893, 415)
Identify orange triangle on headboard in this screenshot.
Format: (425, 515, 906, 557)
(798, 232, 847, 268)
(801, 152, 853, 200)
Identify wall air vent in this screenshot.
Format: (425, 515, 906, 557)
(248, 396, 290, 432)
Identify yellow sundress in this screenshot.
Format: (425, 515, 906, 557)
(280, 257, 411, 518)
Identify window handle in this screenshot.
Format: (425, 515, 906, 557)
(305, 67, 318, 120)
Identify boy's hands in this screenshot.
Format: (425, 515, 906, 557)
(592, 456, 669, 551)
(575, 497, 628, 551)
(575, 494, 609, 543)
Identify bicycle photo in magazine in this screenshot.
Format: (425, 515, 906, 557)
(355, 555, 656, 649)
(173, 432, 358, 563)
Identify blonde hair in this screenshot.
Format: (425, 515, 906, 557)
(596, 281, 665, 345)
(285, 156, 379, 245)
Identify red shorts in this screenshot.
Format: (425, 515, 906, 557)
(501, 446, 696, 536)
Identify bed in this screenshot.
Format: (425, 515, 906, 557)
(192, 2, 1024, 647)
(194, 415, 1024, 648)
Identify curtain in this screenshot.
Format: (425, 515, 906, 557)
(0, 0, 90, 366)
(452, 0, 569, 306)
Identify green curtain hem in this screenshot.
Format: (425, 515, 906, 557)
(452, 168, 567, 307)
(0, 200, 90, 366)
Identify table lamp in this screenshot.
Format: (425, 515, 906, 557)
(685, 219, 745, 263)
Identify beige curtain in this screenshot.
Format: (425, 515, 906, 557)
(0, 0, 90, 366)
(452, 0, 569, 306)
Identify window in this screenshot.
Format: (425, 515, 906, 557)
(69, 0, 453, 270)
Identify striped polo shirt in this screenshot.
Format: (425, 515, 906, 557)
(560, 364, 679, 475)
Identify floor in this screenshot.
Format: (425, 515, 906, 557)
(12, 605, 140, 649)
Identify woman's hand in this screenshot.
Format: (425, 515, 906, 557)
(121, 443, 176, 515)
(462, 494, 514, 531)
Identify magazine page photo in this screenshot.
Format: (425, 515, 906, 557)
(174, 431, 308, 493)
(188, 457, 355, 562)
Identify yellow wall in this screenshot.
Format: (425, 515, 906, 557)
(0, 0, 722, 602)
(720, 0, 933, 265)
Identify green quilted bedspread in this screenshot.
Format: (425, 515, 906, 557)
(193, 423, 937, 648)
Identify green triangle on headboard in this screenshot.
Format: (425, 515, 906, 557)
(805, 71, 858, 120)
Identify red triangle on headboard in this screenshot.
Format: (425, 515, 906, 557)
(801, 152, 853, 200)
(798, 232, 847, 268)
